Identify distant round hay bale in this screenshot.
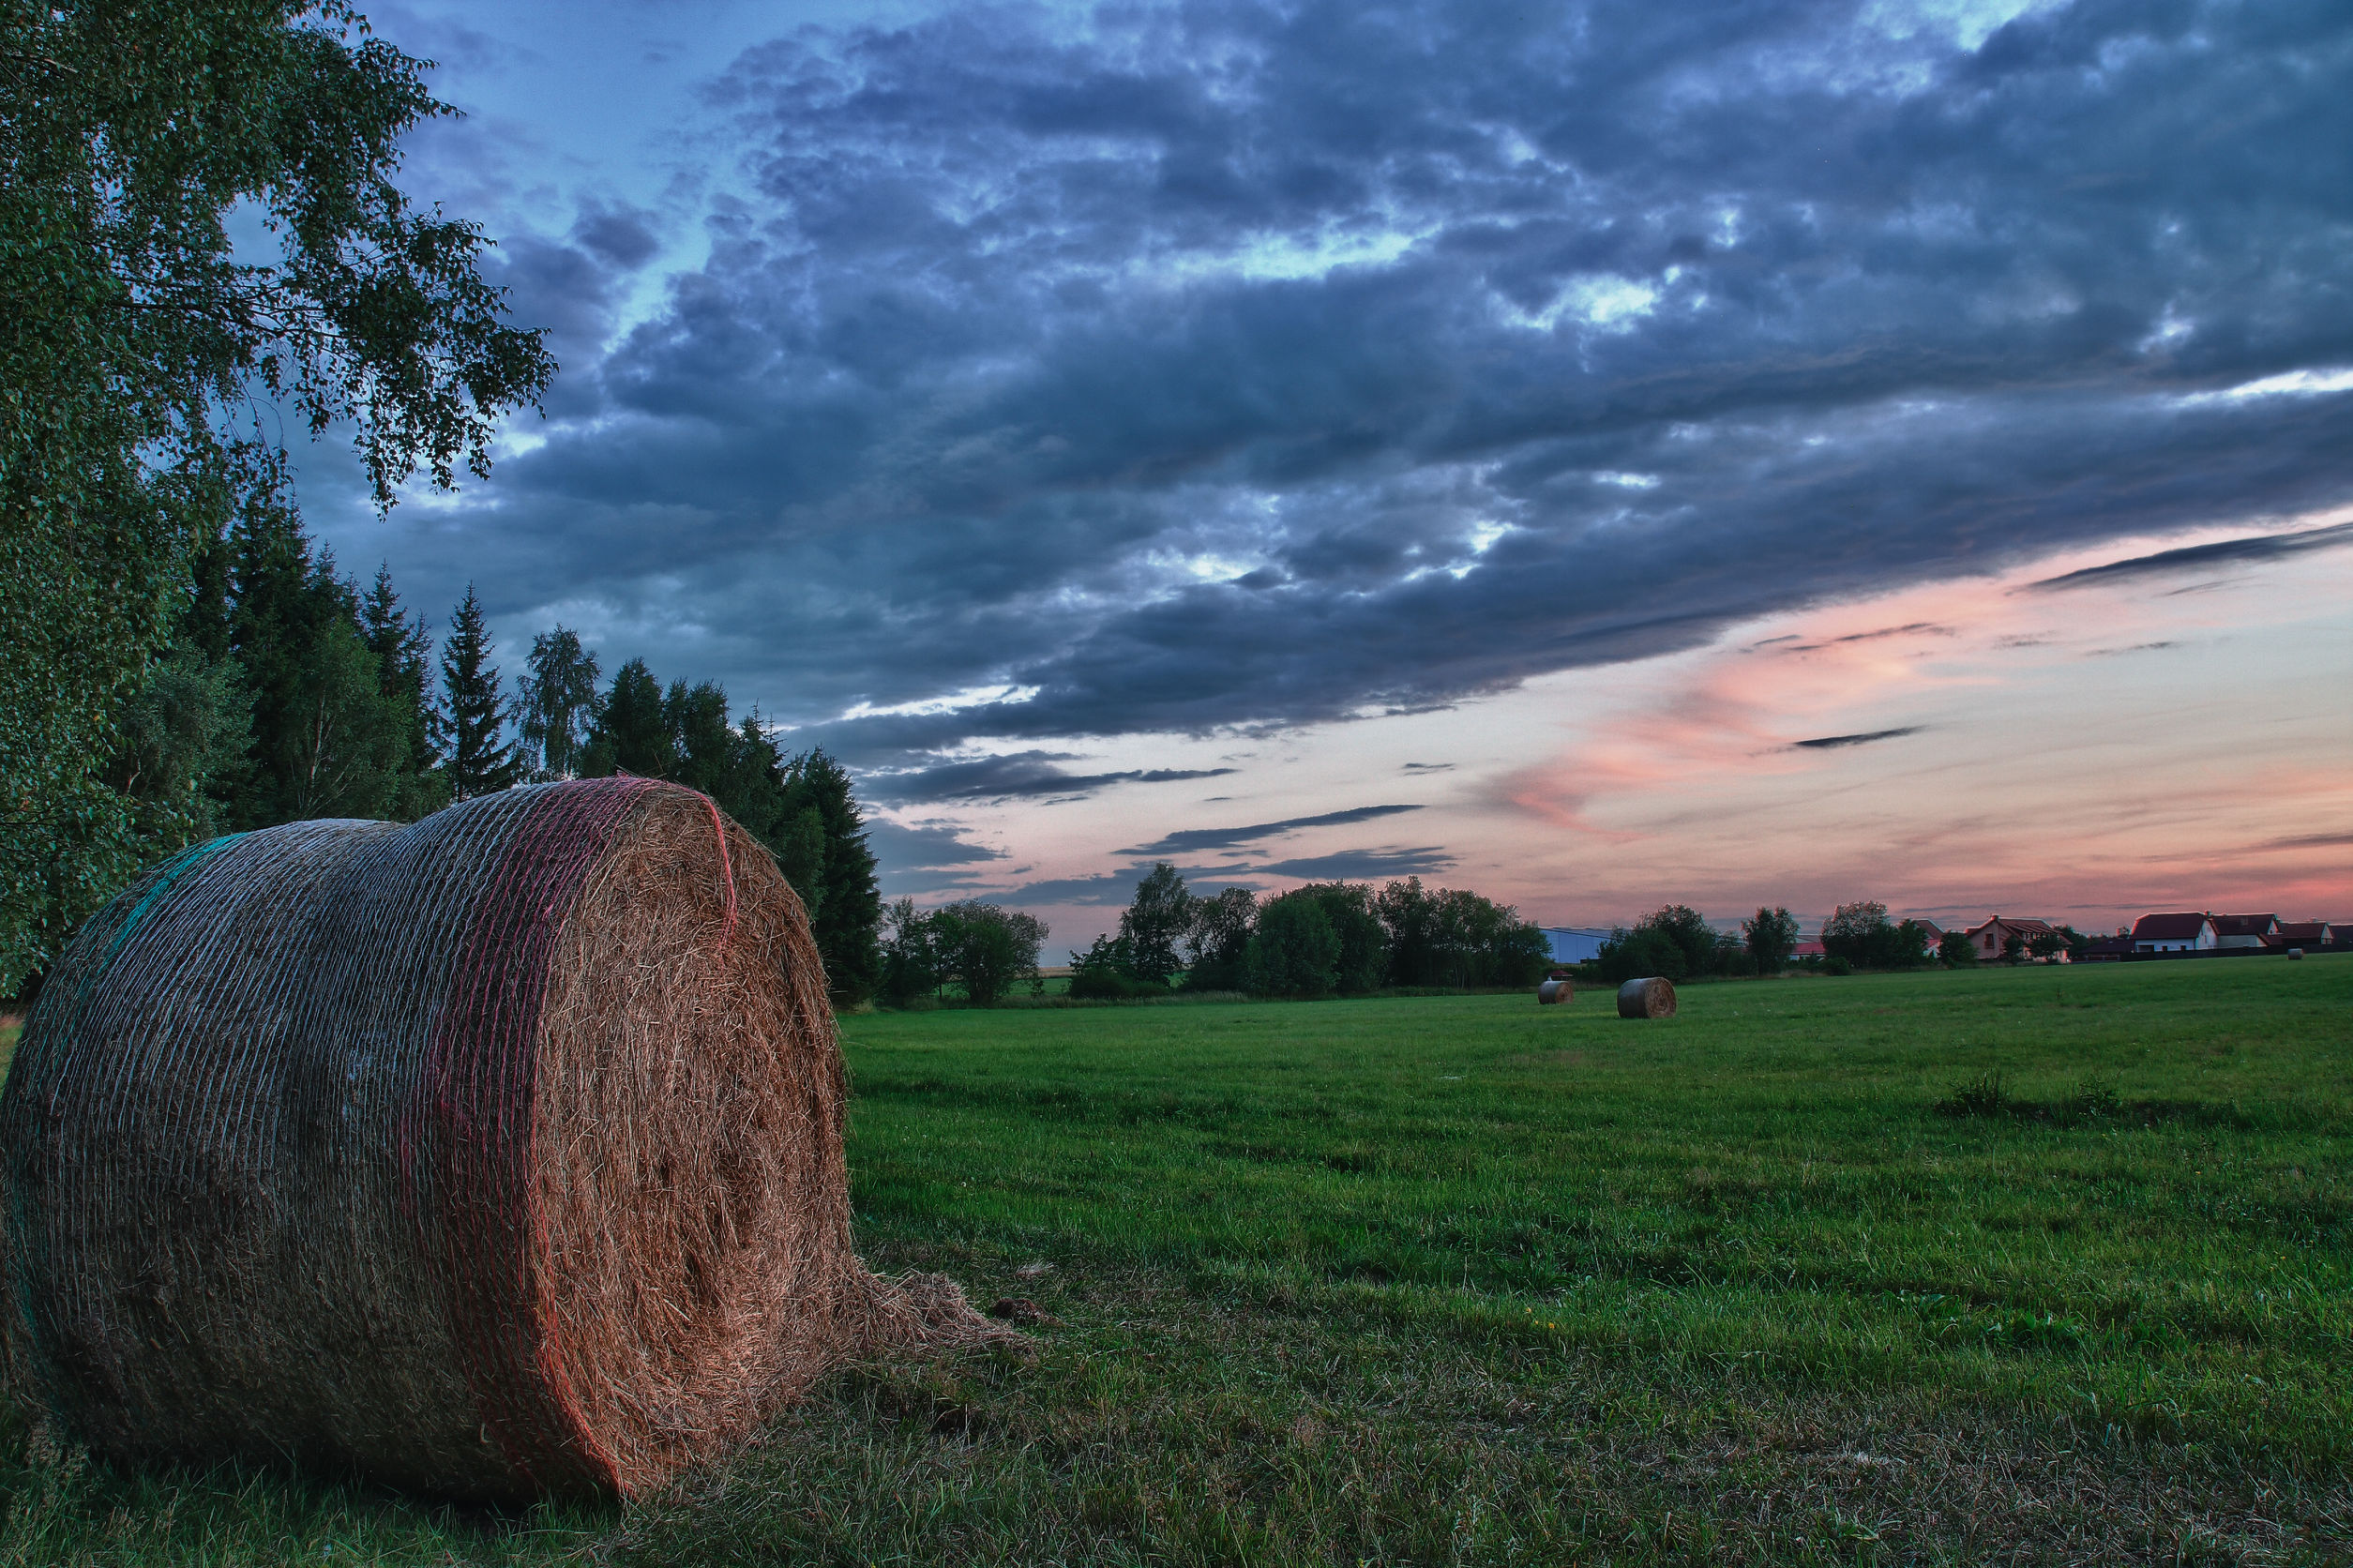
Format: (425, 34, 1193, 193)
(0, 779, 1005, 1502)
(1615, 977, 1677, 1018)
(1537, 977, 1573, 1005)
(2287, 947, 2303, 959)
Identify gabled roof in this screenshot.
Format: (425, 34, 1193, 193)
(2133, 912, 2211, 941)
(1967, 915, 2059, 937)
(2212, 913, 2280, 938)
(2276, 921, 2334, 942)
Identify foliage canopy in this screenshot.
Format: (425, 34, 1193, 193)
(0, 0, 552, 989)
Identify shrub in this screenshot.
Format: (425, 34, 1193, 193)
(1068, 933, 1166, 1001)
(1067, 967, 1163, 1001)
(1290, 883, 1387, 994)
(1595, 907, 1731, 984)
(1935, 1072, 2009, 1118)
(882, 898, 1047, 1004)
(1246, 894, 1342, 998)
(1824, 901, 1933, 969)
(1743, 906, 1799, 973)
(1180, 957, 1245, 992)
(1375, 878, 1553, 988)
(929, 901, 1048, 1004)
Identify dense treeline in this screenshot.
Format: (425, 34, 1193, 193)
(1596, 901, 1935, 982)
(1594, 899, 2091, 982)
(1046, 865, 1553, 1003)
(26, 501, 886, 1004)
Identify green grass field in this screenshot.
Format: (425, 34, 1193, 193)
(3, 958, 2347, 1564)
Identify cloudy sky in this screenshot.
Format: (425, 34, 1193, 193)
(310, 0, 2353, 946)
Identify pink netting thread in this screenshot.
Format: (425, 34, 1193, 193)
(696, 791, 737, 949)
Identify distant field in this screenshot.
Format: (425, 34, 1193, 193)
(2, 958, 2347, 1564)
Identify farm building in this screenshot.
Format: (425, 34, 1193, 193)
(2132, 912, 2217, 953)
(2275, 920, 2337, 948)
(1963, 914, 2062, 959)
(2211, 913, 2282, 949)
(1539, 927, 1613, 965)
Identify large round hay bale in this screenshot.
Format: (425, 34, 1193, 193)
(1615, 976, 1677, 1018)
(1537, 977, 1573, 1005)
(0, 779, 1002, 1501)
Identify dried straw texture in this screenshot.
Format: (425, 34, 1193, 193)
(1536, 978, 1573, 1005)
(1615, 976, 1678, 1019)
(0, 779, 1007, 1502)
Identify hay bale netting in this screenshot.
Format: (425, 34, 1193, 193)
(1537, 977, 1573, 1005)
(1615, 976, 1677, 1018)
(0, 778, 1007, 1501)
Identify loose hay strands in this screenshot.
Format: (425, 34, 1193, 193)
(0, 779, 1011, 1502)
(1616, 976, 1677, 1018)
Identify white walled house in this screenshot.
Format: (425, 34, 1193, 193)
(2211, 913, 2281, 950)
(2132, 912, 2217, 953)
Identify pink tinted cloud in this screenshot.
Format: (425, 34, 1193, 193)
(1491, 518, 2353, 927)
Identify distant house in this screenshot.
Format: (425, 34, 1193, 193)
(1790, 939, 1827, 962)
(1964, 915, 2062, 960)
(2077, 935, 2134, 962)
(1909, 919, 1945, 948)
(2211, 913, 2281, 950)
(2276, 920, 2337, 948)
(1539, 927, 1613, 965)
(2132, 912, 2217, 953)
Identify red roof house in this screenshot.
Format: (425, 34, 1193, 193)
(1964, 914, 2062, 960)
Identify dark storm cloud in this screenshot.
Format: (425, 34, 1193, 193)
(1253, 847, 1457, 881)
(1789, 727, 1923, 750)
(1122, 805, 1425, 856)
(427, 0, 2353, 764)
(2260, 832, 2353, 852)
(2025, 520, 2353, 593)
(1013, 864, 1265, 908)
(1781, 625, 1951, 654)
(866, 817, 1006, 896)
(865, 750, 1237, 803)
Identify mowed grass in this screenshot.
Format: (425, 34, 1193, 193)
(3, 958, 2349, 1563)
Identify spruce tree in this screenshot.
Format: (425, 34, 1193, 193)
(438, 587, 521, 801)
(732, 713, 824, 922)
(226, 504, 412, 827)
(666, 680, 735, 798)
(781, 748, 881, 1004)
(359, 565, 449, 819)
(580, 659, 671, 778)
